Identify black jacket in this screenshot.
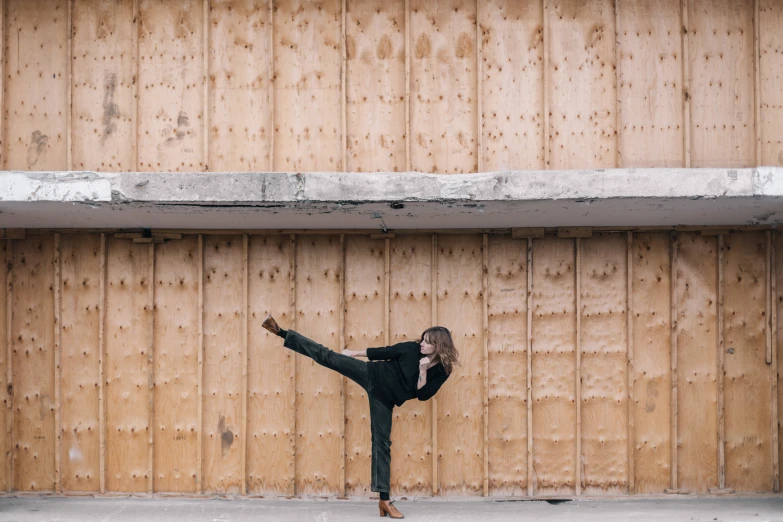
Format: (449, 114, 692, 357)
(366, 341, 449, 407)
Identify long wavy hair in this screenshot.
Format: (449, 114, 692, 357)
(420, 326, 459, 375)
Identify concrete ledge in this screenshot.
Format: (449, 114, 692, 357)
(1, 168, 782, 229)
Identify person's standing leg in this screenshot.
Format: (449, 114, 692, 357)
(369, 394, 393, 496)
(371, 395, 404, 517)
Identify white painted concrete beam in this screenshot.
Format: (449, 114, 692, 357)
(1, 168, 782, 229)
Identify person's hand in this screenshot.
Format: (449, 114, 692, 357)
(343, 349, 359, 358)
(419, 356, 431, 370)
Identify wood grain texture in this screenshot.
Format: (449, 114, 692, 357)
(202, 235, 244, 494)
(759, 0, 783, 166)
(138, 0, 205, 172)
(436, 235, 483, 495)
(579, 234, 628, 495)
(12, 236, 56, 491)
(294, 235, 342, 495)
(775, 232, 783, 491)
(480, 0, 544, 170)
(104, 238, 151, 493)
(59, 234, 101, 492)
(345, 0, 406, 172)
(4, 0, 68, 171)
(616, 0, 684, 167)
(547, 0, 617, 169)
(389, 235, 433, 496)
(486, 236, 527, 496)
(152, 237, 199, 492)
(208, 0, 272, 171)
(410, 0, 478, 173)
(71, 0, 134, 171)
(631, 232, 671, 494)
(273, 0, 342, 172)
(688, 0, 755, 167)
(723, 232, 773, 492)
(343, 236, 384, 496)
(531, 237, 576, 495)
(675, 233, 718, 492)
(0, 241, 7, 491)
(246, 235, 295, 496)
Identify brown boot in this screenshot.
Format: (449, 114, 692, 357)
(378, 499, 404, 519)
(261, 314, 281, 336)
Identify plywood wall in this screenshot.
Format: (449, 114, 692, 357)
(0, 241, 9, 491)
(579, 234, 628, 495)
(104, 237, 151, 493)
(71, 0, 135, 171)
(0, 229, 780, 496)
(345, 0, 406, 172)
(246, 234, 295, 496)
(294, 235, 342, 495)
(675, 233, 718, 492)
(723, 232, 773, 492)
(436, 235, 484, 495)
(202, 235, 245, 493)
(760, 0, 783, 166)
(531, 237, 576, 495)
(152, 238, 199, 492)
(388, 235, 433, 496)
(631, 232, 672, 493)
(486, 236, 528, 496)
(59, 234, 102, 492)
(4, 0, 780, 172)
(343, 236, 384, 496)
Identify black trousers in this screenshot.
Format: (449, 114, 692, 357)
(283, 330, 394, 494)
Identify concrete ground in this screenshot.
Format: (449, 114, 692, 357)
(0, 496, 781, 522)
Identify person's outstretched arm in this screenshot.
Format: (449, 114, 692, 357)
(345, 342, 413, 360)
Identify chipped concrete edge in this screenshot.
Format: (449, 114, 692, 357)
(1, 167, 782, 204)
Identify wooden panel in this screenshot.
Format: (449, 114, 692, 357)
(389, 235, 432, 496)
(71, 0, 134, 171)
(12, 235, 55, 491)
(345, 0, 406, 172)
(486, 236, 527, 496)
(0, 241, 7, 491)
(202, 235, 244, 493)
(616, 0, 683, 167)
(776, 232, 783, 487)
(343, 236, 384, 496)
(531, 237, 576, 495)
(4, 0, 68, 170)
(105, 238, 151, 493)
(295, 235, 342, 495)
(209, 0, 272, 171)
(580, 234, 628, 495)
(631, 232, 671, 493)
(247, 235, 295, 495)
(273, 0, 342, 172)
(689, 0, 755, 167)
(480, 0, 544, 171)
(723, 232, 773, 491)
(675, 233, 718, 492)
(138, 0, 205, 172)
(60, 234, 101, 492)
(153, 237, 199, 492)
(436, 235, 483, 495)
(760, 0, 783, 166)
(547, 0, 616, 169)
(410, 0, 478, 173)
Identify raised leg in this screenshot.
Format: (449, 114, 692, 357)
(283, 329, 370, 391)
